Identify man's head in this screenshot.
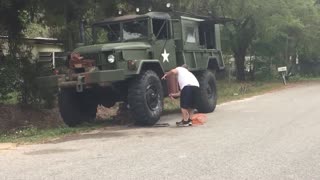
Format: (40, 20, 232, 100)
(182, 64, 189, 70)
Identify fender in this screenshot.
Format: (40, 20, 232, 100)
(207, 50, 225, 71)
(136, 60, 165, 77)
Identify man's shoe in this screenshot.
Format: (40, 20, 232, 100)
(176, 119, 192, 127)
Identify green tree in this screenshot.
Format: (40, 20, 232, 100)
(39, 0, 94, 50)
(0, 0, 31, 101)
(197, 0, 320, 80)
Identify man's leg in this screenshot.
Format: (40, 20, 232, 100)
(177, 87, 193, 126)
(185, 86, 197, 120)
(181, 108, 189, 121)
(177, 108, 192, 126)
(180, 87, 191, 121)
(187, 108, 194, 120)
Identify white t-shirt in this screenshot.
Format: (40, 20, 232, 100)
(176, 67, 200, 90)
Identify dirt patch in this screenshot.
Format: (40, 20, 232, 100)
(96, 105, 118, 120)
(0, 103, 134, 133)
(97, 103, 135, 125)
(0, 143, 17, 150)
(260, 81, 319, 94)
(0, 105, 64, 133)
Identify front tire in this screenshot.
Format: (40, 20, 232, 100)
(196, 70, 217, 113)
(58, 89, 97, 127)
(128, 70, 164, 126)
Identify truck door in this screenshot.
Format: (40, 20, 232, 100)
(152, 19, 176, 72)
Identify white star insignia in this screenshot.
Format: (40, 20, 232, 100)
(161, 49, 170, 63)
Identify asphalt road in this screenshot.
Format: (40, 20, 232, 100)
(1, 83, 320, 180)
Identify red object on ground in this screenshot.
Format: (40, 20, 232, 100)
(191, 114, 207, 125)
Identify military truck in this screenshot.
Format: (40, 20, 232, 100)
(37, 10, 225, 127)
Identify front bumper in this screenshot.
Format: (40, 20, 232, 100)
(36, 69, 125, 90)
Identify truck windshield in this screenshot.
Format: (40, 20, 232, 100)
(123, 20, 148, 41)
(94, 23, 121, 43)
(93, 19, 148, 43)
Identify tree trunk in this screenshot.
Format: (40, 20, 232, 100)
(228, 16, 256, 82)
(65, 27, 74, 51)
(64, 3, 75, 51)
(234, 52, 246, 81)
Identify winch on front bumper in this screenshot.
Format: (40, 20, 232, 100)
(37, 69, 125, 92)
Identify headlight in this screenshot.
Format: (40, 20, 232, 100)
(107, 55, 115, 63)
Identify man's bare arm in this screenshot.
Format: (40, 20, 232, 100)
(161, 68, 178, 80)
(169, 91, 181, 98)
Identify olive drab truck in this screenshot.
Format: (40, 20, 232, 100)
(37, 9, 225, 127)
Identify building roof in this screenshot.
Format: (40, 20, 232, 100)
(0, 36, 63, 45)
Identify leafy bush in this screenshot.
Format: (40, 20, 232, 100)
(0, 48, 56, 108)
(0, 55, 19, 102)
(19, 56, 57, 108)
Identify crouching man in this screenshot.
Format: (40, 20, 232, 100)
(162, 65, 200, 127)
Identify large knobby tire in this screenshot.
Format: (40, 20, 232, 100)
(58, 89, 97, 127)
(196, 70, 217, 113)
(128, 70, 164, 126)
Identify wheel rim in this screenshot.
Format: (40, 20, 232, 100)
(146, 84, 160, 111)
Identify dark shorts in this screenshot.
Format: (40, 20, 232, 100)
(180, 86, 200, 109)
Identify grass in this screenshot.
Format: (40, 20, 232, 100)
(0, 127, 81, 144)
(163, 97, 180, 113)
(163, 80, 285, 112)
(217, 80, 284, 104)
(288, 75, 320, 82)
(0, 121, 113, 144)
(0, 92, 19, 105)
(1, 78, 319, 144)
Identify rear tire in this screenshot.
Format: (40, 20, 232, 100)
(58, 89, 97, 127)
(196, 70, 217, 113)
(128, 70, 164, 126)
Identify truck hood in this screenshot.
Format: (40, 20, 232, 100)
(74, 42, 151, 54)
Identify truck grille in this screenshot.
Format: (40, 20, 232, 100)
(82, 53, 99, 61)
(69, 53, 96, 73)
(77, 52, 116, 70)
